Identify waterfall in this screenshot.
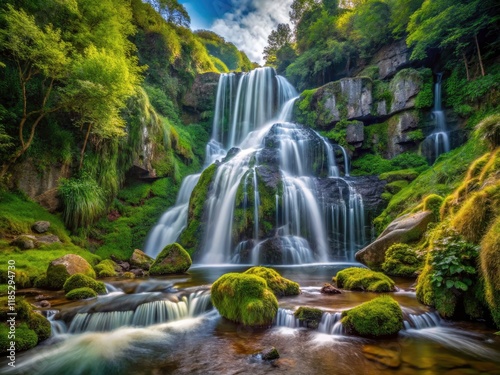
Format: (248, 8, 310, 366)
(423, 73, 450, 161)
(403, 311, 441, 330)
(144, 173, 201, 257)
(66, 291, 212, 333)
(45, 310, 67, 337)
(318, 312, 344, 335)
(274, 308, 301, 328)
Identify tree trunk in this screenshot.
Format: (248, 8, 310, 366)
(463, 52, 470, 81)
(474, 34, 485, 77)
(80, 123, 92, 170)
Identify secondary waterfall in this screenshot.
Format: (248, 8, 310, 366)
(146, 67, 366, 264)
(423, 73, 450, 161)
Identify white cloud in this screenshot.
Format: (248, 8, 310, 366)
(210, 0, 293, 65)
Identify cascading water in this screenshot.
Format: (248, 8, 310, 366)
(423, 73, 450, 161)
(146, 67, 366, 264)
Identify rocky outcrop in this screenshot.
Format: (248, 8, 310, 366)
(13, 159, 70, 212)
(355, 211, 434, 268)
(386, 111, 421, 158)
(32, 221, 50, 233)
(46, 254, 96, 290)
(389, 69, 422, 113)
(372, 40, 410, 80)
(346, 121, 364, 147)
(182, 72, 220, 113)
(129, 249, 153, 270)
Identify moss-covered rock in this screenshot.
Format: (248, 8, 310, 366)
(341, 296, 403, 337)
(382, 243, 422, 277)
(335, 267, 395, 292)
(211, 273, 278, 326)
(243, 267, 299, 296)
(122, 271, 136, 279)
(379, 169, 419, 183)
(294, 307, 323, 329)
(94, 259, 119, 277)
(46, 254, 96, 290)
(480, 217, 500, 328)
(0, 323, 38, 352)
(149, 243, 192, 275)
(66, 287, 98, 300)
(423, 194, 444, 221)
(129, 249, 153, 270)
(386, 180, 409, 195)
(63, 273, 106, 294)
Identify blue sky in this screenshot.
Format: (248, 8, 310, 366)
(178, 0, 293, 64)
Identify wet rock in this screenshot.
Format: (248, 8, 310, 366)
(356, 211, 434, 268)
(38, 300, 51, 308)
(129, 249, 153, 270)
(362, 345, 401, 368)
(294, 307, 323, 328)
(32, 221, 50, 233)
(182, 72, 220, 112)
(46, 254, 96, 290)
(259, 347, 280, 361)
(321, 283, 341, 294)
(389, 70, 421, 114)
(346, 121, 364, 146)
(372, 39, 410, 80)
(129, 268, 146, 277)
(386, 111, 421, 158)
(10, 235, 35, 250)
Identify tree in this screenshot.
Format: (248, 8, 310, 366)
(290, 0, 321, 24)
(145, 0, 190, 27)
(0, 5, 70, 178)
(263, 24, 293, 65)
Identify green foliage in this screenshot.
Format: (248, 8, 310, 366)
(335, 267, 396, 292)
(379, 169, 420, 182)
(211, 273, 278, 326)
(263, 23, 293, 66)
(117, 182, 152, 205)
(294, 307, 323, 329)
(480, 217, 500, 328)
(386, 180, 409, 195)
(94, 259, 118, 277)
(0, 323, 38, 352)
(59, 175, 106, 232)
(351, 153, 427, 176)
(475, 113, 500, 150)
(66, 287, 98, 300)
(63, 273, 105, 294)
(243, 267, 300, 297)
(341, 296, 403, 337)
(149, 243, 192, 275)
(382, 243, 422, 277)
(414, 68, 434, 108)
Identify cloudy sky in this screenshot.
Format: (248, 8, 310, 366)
(178, 0, 293, 65)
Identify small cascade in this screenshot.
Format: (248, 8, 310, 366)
(318, 312, 344, 335)
(274, 308, 301, 328)
(144, 173, 201, 257)
(45, 310, 67, 336)
(67, 291, 212, 333)
(423, 73, 450, 161)
(337, 145, 350, 176)
(105, 283, 124, 294)
(403, 311, 441, 330)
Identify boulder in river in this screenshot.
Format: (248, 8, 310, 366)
(129, 249, 153, 270)
(46, 254, 96, 290)
(149, 243, 192, 275)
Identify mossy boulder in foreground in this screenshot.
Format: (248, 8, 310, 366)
(63, 273, 106, 294)
(243, 267, 300, 296)
(46, 254, 97, 290)
(66, 287, 98, 300)
(341, 296, 403, 337)
(211, 273, 278, 326)
(294, 307, 323, 329)
(335, 267, 395, 292)
(149, 243, 192, 275)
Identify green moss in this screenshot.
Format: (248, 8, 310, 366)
(150, 243, 192, 275)
(179, 163, 217, 254)
(480, 217, 500, 328)
(341, 296, 403, 337)
(94, 259, 118, 277)
(382, 243, 422, 277)
(0, 323, 38, 352)
(45, 254, 97, 290)
(414, 68, 433, 109)
(211, 273, 278, 326)
(243, 267, 300, 297)
(335, 267, 395, 292)
(66, 287, 98, 300)
(379, 169, 419, 182)
(423, 194, 444, 221)
(63, 273, 106, 294)
(117, 182, 152, 205)
(122, 271, 136, 279)
(294, 307, 323, 329)
(294, 89, 319, 128)
(386, 180, 409, 195)
(28, 311, 51, 341)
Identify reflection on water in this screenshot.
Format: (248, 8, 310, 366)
(6, 265, 500, 375)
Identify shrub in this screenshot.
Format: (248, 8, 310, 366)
(59, 175, 105, 231)
(63, 273, 106, 294)
(335, 267, 395, 292)
(294, 307, 323, 329)
(382, 243, 422, 277)
(211, 273, 278, 326)
(341, 296, 403, 337)
(66, 287, 98, 300)
(243, 267, 300, 296)
(475, 113, 500, 150)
